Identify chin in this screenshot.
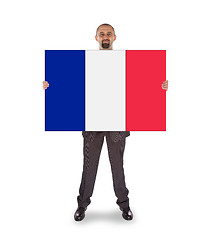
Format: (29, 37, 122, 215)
(102, 44, 110, 49)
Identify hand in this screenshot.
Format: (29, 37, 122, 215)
(43, 81, 49, 90)
(162, 80, 168, 91)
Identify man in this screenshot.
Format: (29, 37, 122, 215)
(43, 23, 168, 221)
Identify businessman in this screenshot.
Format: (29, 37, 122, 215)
(43, 23, 168, 221)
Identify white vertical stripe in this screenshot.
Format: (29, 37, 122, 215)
(85, 50, 125, 131)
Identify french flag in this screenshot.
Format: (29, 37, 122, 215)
(45, 50, 166, 131)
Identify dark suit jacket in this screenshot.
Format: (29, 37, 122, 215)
(82, 131, 130, 142)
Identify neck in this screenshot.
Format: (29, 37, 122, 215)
(99, 46, 113, 50)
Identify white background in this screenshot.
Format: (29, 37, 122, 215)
(0, 0, 211, 239)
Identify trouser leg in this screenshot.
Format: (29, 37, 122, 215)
(77, 132, 104, 208)
(106, 133, 130, 209)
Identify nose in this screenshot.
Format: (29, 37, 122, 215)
(102, 34, 110, 39)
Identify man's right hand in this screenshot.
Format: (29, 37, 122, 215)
(43, 81, 49, 90)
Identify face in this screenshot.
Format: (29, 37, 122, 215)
(95, 25, 116, 50)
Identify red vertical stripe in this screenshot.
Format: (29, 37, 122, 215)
(126, 50, 166, 131)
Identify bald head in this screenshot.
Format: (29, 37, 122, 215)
(96, 23, 115, 36)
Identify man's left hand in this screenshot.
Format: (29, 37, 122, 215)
(162, 80, 168, 91)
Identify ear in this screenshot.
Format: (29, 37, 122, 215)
(114, 35, 116, 41)
(95, 35, 98, 41)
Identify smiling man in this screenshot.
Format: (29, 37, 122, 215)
(95, 24, 116, 50)
(75, 24, 133, 222)
(43, 23, 168, 222)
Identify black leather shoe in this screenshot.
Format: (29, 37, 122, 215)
(74, 207, 87, 221)
(120, 207, 133, 220)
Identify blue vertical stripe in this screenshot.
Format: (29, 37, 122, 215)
(45, 50, 85, 131)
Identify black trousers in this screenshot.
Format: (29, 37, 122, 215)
(77, 132, 129, 209)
